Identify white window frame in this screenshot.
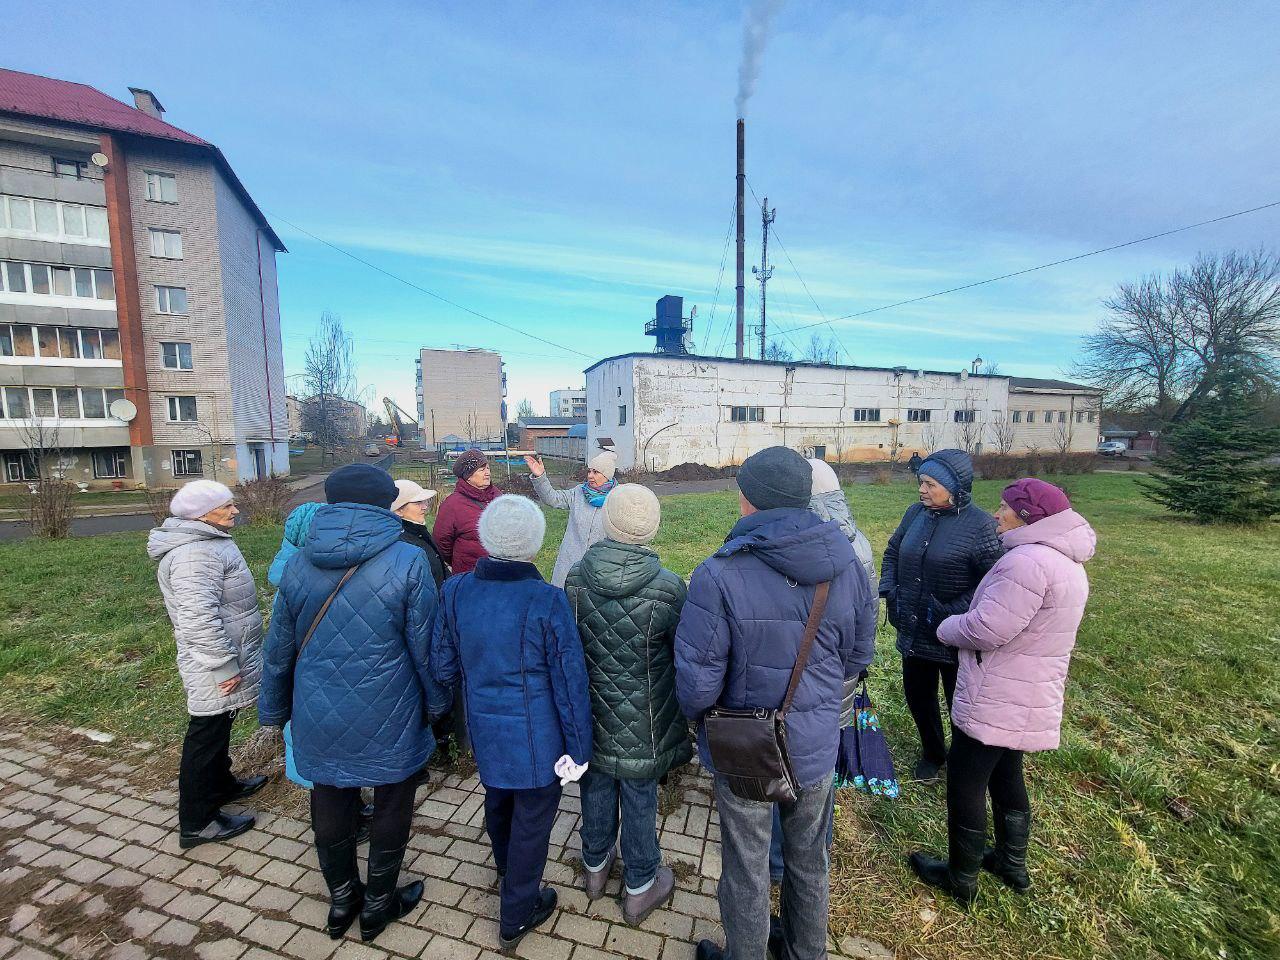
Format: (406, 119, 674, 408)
(0, 260, 114, 301)
(148, 228, 183, 259)
(161, 341, 193, 370)
(145, 171, 178, 203)
(92, 450, 129, 479)
(4, 451, 37, 482)
(172, 449, 203, 477)
(953, 409, 977, 424)
(167, 395, 198, 422)
(155, 286, 188, 315)
(729, 405, 765, 423)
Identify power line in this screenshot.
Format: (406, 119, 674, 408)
(784, 198, 1280, 335)
(267, 212, 594, 360)
(701, 203, 737, 354)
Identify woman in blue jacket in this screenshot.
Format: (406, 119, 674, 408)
(432, 495, 593, 954)
(260, 464, 451, 945)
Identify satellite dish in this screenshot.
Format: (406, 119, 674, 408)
(90, 152, 109, 168)
(109, 398, 137, 421)
(960, 369, 970, 381)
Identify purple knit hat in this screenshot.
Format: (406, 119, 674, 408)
(453, 449, 488, 481)
(1002, 478, 1071, 524)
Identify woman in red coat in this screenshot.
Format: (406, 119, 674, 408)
(433, 450, 502, 575)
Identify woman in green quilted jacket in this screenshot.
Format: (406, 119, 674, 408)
(564, 484, 692, 927)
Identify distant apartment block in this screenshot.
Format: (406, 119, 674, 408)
(415, 348, 505, 447)
(549, 387, 586, 419)
(0, 68, 287, 487)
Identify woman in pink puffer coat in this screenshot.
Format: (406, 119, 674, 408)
(909, 478, 1095, 905)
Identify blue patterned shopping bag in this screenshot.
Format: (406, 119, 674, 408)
(835, 680, 900, 799)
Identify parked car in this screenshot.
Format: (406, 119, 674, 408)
(1097, 440, 1127, 457)
(365, 443, 382, 457)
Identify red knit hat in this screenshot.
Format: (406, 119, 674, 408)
(1002, 478, 1071, 524)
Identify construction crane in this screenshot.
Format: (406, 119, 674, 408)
(382, 397, 419, 447)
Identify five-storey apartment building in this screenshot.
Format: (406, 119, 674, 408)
(0, 68, 287, 487)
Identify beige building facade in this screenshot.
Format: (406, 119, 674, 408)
(0, 69, 286, 488)
(415, 348, 505, 447)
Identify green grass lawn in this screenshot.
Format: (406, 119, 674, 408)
(0, 473, 1276, 959)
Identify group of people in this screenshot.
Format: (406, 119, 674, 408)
(148, 443, 1095, 959)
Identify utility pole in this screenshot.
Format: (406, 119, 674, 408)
(735, 119, 745, 359)
(752, 197, 775, 359)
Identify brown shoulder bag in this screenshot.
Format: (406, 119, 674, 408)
(703, 580, 831, 803)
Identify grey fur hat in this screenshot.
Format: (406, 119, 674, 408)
(478, 495, 546, 562)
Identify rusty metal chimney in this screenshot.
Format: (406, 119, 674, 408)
(735, 119, 745, 359)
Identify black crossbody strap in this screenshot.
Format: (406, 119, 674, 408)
(778, 581, 831, 717)
(298, 564, 359, 658)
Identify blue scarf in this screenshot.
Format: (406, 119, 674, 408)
(582, 479, 615, 508)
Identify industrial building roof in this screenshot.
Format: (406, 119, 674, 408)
(520, 416, 586, 427)
(1009, 377, 1102, 393)
(0, 68, 284, 251)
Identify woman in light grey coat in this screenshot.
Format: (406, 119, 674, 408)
(523, 451, 618, 587)
(148, 479, 265, 849)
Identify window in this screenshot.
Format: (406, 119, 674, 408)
(0, 327, 10, 356)
(167, 395, 198, 422)
(56, 388, 79, 418)
(729, 406, 765, 423)
(4, 262, 26, 293)
(1012, 410, 1022, 424)
(0, 195, 109, 243)
(29, 264, 50, 295)
(36, 326, 57, 357)
(57, 327, 79, 359)
(53, 157, 85, 179)
(1087, 411, 1097, 423)
(907, 408, 932, 422)
(6, 197, 33, 231)
(173, 449, 203, 477)
(145, 171, 178, 203)
(4, 452, 37, 482)
(1058, 411, 1067, 423)
(81, 389, 106, 418)
(105, 389, 125, 412)
(61, 204, 86, 238)
(94, 269, 115, 300)
(30, 388, 54, 418)
(93, 450, 129, 479)
(0, 260, 113, 300)
(35, 200, 59, 235)
(161, 341, 193, 370)
(3, 386, 28, 418)
(156, 286, 188, 314)
(617, 405, 627, 426)
(954, 409, 977, 423)
(148, 228, 183, 259)
(50, 266, 73, 297)
(851, 408, 880, 422)
(1076, 411, 1084, 423)
(594, 409, 601, 426)
(80, 329, 103, 359)
(1024, 411, 1036, 424)
(101, 330, 121, 360)
(86, 206, 109, 241)
(812, 445, 827, 459)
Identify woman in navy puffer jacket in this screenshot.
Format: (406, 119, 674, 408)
(261, 465, 451, 946)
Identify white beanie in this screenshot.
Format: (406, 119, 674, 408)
(603, 484, 661, 545)
(391, 479, 437, 513)
(170, 479, 234, 520)
(808, 458, 840, 496)
(478, 495, 546, 562)
(588, 451, 618, 481)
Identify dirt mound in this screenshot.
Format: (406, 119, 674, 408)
(657, 462, 731, 481)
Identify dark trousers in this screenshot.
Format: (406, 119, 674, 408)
(947, 727, 1029, 833)
(483, 782, 561, 934)
(311, 774, 419, 851)
(902, 656, 958, 765)
(179, 711, 238, 831)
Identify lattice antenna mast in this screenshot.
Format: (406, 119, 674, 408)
(751, 197, 775, 358)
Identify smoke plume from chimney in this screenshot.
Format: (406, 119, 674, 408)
(735, 0, 784, 117)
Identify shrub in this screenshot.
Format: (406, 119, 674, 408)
(973, 452, 1098, 480)
(144, 487, 174, 524)
(234, 475, 292, 525)
(27, 480, 76, 539)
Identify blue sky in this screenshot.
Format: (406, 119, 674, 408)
(9, 1, 1280, 414)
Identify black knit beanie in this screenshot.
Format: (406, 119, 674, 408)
(737, 446, 811, 510)
(325, 463, 396, 509)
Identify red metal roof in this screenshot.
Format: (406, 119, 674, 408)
(0, 68, 208, 146)
(0, 68, 283, 250)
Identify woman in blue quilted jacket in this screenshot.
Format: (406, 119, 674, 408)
(260, 464, 451, 945)
(432, 495, 593, 954)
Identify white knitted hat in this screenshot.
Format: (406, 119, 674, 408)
(170, 480, 234, 520)
(808, 458, 841, 496)
(603, 484, 661, 545)
(588, 451, 618, 481)
(478, 495, 546, 562)
(391, 479, 437, 513)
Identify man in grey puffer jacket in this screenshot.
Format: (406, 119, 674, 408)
(148, 480, 266, 849)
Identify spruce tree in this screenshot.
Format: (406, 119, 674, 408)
(1144, 367, 1280, 524)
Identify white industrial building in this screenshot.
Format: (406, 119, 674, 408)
(584, 353, 1101, 472)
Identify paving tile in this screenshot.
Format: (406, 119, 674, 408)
(604, 924, 661, 957)
(420, 937, 482, 960)
(281, 926, 341, 960)
(241, 915, 296, 950)
(553, 912, 609, 947)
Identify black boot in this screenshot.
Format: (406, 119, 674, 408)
(908, 822, 985, 906)
(359, 843, 423, 943)
(315, 836, 364, 939)
(982, 806, 1031, 892)
(499, 887, 557, 954)
(355, 803, 375, 844)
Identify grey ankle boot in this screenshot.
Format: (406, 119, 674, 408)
(583, 848, 617, 900)
(623, 865, 674, 925)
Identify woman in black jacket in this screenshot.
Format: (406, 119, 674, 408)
(880, 449, 1002, 782)
(392, 480, 449, 588)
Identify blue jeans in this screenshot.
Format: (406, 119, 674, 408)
(769, 789, 836, 883)
(578, 769, 661, 892)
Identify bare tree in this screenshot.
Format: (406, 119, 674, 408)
(1074, 250, 1280, 423)
(802, 333, 839, 364)
(16, 418, 75, 539)
(989, 412, 1016, 456)
(1051, 416, 1073, 455)
(979, 360, 1002, 376)
(921, 420, 946, 454)
(516, 399, 535, 421)
(954, 396, 982, 454)
(764, 339, 794, 362)
(303, 312, 357, 463)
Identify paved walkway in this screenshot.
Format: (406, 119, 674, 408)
(0, 731, 892, 960)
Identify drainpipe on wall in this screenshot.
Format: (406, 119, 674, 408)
(255, 230, 278, 468)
